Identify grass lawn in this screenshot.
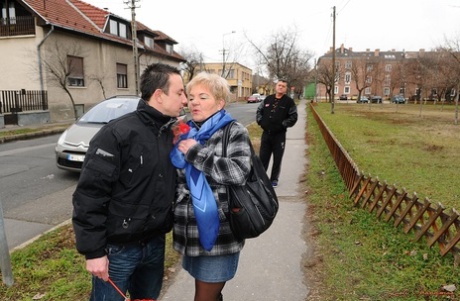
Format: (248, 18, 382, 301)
(305, 101, 460, 300)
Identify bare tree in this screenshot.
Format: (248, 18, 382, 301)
(179, 46, 205, 81)
(88, 73, 109, 100)
(350, 57, 369, 101)
(315, 60, 334, 102)
(221, 42, 246, 80)
(247, 27, 313, 97)
(42, 41, 86, 120)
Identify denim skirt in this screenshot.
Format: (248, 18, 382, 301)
(182, 252, 240, 282)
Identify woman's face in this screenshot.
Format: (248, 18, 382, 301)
(187, 84, 224, 122)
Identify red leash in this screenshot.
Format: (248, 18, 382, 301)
(108, 278, 156, 301)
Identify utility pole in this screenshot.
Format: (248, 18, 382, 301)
(125, 0, 140, 95)
(331, 5, 336, 114)
(221, 31, 235, 78)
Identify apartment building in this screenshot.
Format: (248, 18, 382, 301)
(0, 0, 185, 123)
(195, 62, 253, 102)
(316, 44, 434, 102)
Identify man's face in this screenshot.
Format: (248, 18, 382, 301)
(160, 74, 188, 117)
(275, 81, 288, 94)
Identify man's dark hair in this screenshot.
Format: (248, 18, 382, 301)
(140, 63, 181, 101)
(278, 79, 288, 85)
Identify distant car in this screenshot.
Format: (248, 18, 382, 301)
(55, 95, 186, 172)
(371, 96, 383, 103)
(356, 96, 369, 103)
(339, 94, 348, 100)
(391, 95, 406, 104)
(259, 95, 266, 102)
(247, 93, 261, 103)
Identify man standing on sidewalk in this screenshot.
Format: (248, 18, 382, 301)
(256, 79, 298, 188)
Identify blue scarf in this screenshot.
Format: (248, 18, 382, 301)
(170, 110, 234, 251)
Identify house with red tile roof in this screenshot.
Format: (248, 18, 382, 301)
(0, 0, 185, 123)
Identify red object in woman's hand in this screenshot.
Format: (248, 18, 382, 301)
(172, 119, 190, 144)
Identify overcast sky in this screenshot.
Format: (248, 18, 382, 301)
(83, 0, 460, 70)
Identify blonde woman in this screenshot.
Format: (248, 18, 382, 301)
(171, 72, 251, 301)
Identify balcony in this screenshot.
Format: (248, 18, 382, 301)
(0, 16, 35, 37)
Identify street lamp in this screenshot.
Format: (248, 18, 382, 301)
(221, 31, 235, 77)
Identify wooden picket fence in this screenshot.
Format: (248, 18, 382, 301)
(309, 103, 460, 264)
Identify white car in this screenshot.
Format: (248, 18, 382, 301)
(55, 95, 186, 172)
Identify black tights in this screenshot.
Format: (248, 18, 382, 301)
(194, 279, 225, 301)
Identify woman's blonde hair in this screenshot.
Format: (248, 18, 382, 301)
(186, 72, 230, 104)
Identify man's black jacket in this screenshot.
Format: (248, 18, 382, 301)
(72, 100, 177, 259)
(256, 94, 298, 134)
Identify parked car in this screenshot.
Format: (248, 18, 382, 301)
(391, 95, 406, 104)
(339, 94, 348, 100)
(259, 95, 266, 102)
(247, 93, 261, 103)
(356, 96, 369, 103)
(55, 95, 186, 172)
(371, 96, 383, 103)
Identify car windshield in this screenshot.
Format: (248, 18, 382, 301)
(78, 98, 139, 124)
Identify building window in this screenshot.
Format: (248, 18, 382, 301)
(383, 87, 390, 96)
(117, 63, 128, 88)
(67, 56, 84, 87)
(385, 64, 392, 72)
(334, 86, 338, 94)
(366, 76, 372, 84)
(119, 23, 127, 38)
(1, 0, 16, 24)
(166, 44, 173, 53)
(384, 74, 391, 86)
(344, 86, 350, 94)
(366, 64, 373, 72)
(145, 36, 154, 48)
(345, 60, 352, 69)
(365, 87, 371, 95)
(227, 69, 235, 79)
(109, 19, 127, 38)
(345, 72, 351, 84)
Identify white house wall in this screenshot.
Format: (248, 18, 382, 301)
(2, 19, 183, 123)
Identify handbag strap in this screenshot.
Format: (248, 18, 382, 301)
(221, 121, 235, 157)
(222, 121, 255, 158)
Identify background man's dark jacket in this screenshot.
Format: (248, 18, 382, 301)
(256, 94, 298, 134)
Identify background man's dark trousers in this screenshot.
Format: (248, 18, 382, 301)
(259, 131, 286, 183)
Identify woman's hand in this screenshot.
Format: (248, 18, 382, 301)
(178, 138, 197, 154)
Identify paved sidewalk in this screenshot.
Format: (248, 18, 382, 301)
(161, 99, 309, 300)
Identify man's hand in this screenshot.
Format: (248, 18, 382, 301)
(86, 256, 109, 281)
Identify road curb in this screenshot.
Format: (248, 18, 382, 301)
(0, 127, 68, 144)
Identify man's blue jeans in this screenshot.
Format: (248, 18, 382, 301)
(90, 234, 165, 301)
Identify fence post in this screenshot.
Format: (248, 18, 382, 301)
(0, 198, 14, 287)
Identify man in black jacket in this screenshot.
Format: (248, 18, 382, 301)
(72, 63, 187, 301)
(256, 79, 298, 188)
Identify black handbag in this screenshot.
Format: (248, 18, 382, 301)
(222, 122, 279, 240)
